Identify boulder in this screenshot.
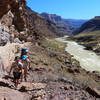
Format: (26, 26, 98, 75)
(0, 29, 10, 46)
(0, 87, 31, 100)
(14, 38, 22, 44)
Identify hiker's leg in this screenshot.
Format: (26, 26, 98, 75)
(13, 79, 16, 84)
(14, 77, 18, 87)
(24, 73, 27, 82)
(16, 73, 21, 87)
(15, 80, 18, 87)
(13, 72, 20, 87)
(20, 74, 23, 82)
(24, 68, 27, 82)
(20, 70, 24, 82)
(13, 72, 17, 87)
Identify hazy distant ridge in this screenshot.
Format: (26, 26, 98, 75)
(41, 12, 87, 35)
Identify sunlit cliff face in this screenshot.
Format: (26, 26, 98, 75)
(0, 0, 26, 18)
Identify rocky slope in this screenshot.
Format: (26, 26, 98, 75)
(0, 40, 100, 100)
(41, 13, 87, 35)
(0, 0, 62, 46)
(73, 16, 100, 34)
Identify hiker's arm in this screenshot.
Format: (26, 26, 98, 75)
(9, 66, 12, 75)
(27, 58, 31, 69)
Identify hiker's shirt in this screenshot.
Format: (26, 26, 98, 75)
(11, 62, 22, 73)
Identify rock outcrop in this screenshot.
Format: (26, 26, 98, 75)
(0, 0, 61, 46)
(41, 13, 74, 35)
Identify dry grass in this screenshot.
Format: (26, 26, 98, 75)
(41, 38, 66, 51)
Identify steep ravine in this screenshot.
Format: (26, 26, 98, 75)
(56, 36, 100, 72)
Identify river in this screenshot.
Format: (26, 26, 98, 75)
(56, 36, 100, 72)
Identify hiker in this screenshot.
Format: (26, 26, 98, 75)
(20, 48, 31, 82)
(9, 56, 23, 87)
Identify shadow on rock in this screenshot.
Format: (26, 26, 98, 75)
(0, 81, 11, 88)
(3, 75, 13, 80)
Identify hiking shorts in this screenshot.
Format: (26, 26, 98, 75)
(13, 72, 22, 80)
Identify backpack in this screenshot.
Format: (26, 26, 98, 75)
(21, 55, 28, 60)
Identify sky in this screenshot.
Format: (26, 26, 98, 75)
(27, 0, 100, 19)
